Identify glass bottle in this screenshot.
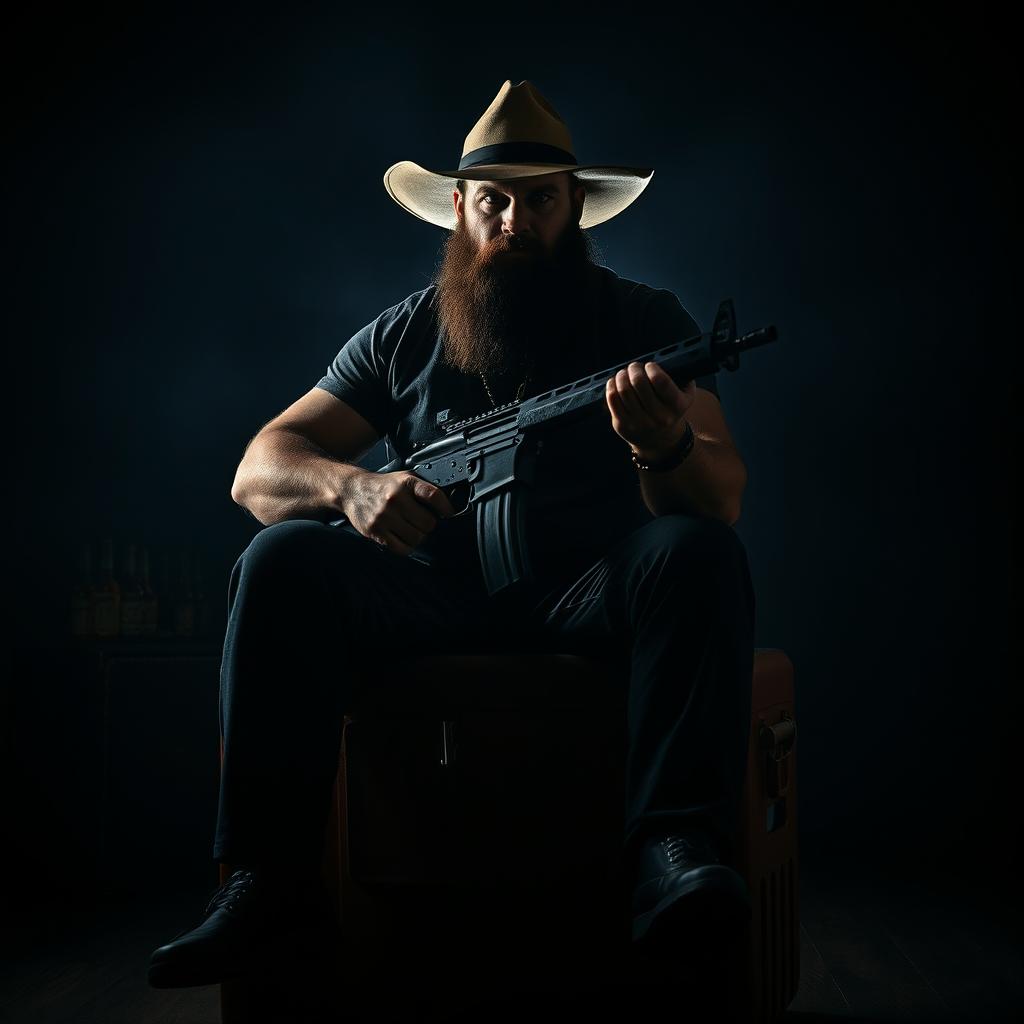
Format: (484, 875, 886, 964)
(71, 542, 94, 637)
(119, 543, 146, 637)
(157, 547, 173, 637)
(139, 545, 158, 636)
(193, 551, 208, 637)
(173, 545, 195, 637)
(92, 538, 120, 638)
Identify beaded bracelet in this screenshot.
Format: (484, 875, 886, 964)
(629, 420, 695, 472)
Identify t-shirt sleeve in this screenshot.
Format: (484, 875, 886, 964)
(314, 312, 397, 436)
(642, 288, 721, 400)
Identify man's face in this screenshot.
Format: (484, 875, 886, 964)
(453, 173, 587, 258)
(433, 171, 597, 392)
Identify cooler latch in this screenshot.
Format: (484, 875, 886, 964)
(759, 712, 797, 798)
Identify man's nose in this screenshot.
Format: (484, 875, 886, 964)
(500, 200, 533, 238)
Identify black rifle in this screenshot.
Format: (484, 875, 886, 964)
(329, 299, 777, 596)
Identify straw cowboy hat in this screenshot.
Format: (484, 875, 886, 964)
(383, 79, 655, 231)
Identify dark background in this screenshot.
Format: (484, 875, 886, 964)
(5, 2, 1018, 903)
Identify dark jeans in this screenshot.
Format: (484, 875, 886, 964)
(212, 513, 755, 874)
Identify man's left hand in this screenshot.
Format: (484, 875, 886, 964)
(605, 360, 696, 461)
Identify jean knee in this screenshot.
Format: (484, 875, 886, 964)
(236, 519, 344, 586)
(640, 513, 749, 576)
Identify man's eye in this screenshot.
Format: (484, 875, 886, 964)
(479, 193, 552, 206)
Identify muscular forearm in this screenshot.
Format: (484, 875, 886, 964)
(230, 428, 369, 526)
(632, 430, 748, 525)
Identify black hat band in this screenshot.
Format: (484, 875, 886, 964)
(458, 142, 578, 170)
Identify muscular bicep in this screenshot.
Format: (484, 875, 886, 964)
(256, 387, 381, 462)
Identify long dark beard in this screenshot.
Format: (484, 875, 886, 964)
(432, 205, 599, 398)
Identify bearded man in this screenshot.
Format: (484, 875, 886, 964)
(148, 80, 756, 992)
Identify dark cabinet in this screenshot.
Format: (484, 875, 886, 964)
(8, 638, 222, 904)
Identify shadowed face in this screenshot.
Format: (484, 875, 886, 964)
(432, 172, 598, 400)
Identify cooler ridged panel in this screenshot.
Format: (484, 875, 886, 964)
(759, 856, 800, 1019)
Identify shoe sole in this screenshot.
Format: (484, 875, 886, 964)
(147, 935, 290, 990)
(147, 919, 341, 989)
(148, 957, 250, 989)
(631, 865, 750, 947)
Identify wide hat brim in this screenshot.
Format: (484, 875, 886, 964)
(384, 161, 655, 230)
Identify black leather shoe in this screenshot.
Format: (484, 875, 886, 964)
(629, 828, 750, 948)
(148, 867, 338, 988)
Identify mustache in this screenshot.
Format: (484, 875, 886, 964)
(491, 233, 542, 253)
(475, 233, 546, 268)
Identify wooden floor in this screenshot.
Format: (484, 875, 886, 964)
(1, 852, 1020, 1023)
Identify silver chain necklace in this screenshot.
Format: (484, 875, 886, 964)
(479, 369, 531, 408)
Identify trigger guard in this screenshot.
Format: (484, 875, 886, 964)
(445, 481, 472, 515)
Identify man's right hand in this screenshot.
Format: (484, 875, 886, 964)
(341, 470, 457, 557)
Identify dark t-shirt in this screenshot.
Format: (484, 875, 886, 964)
(315, 263, 720, 588)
